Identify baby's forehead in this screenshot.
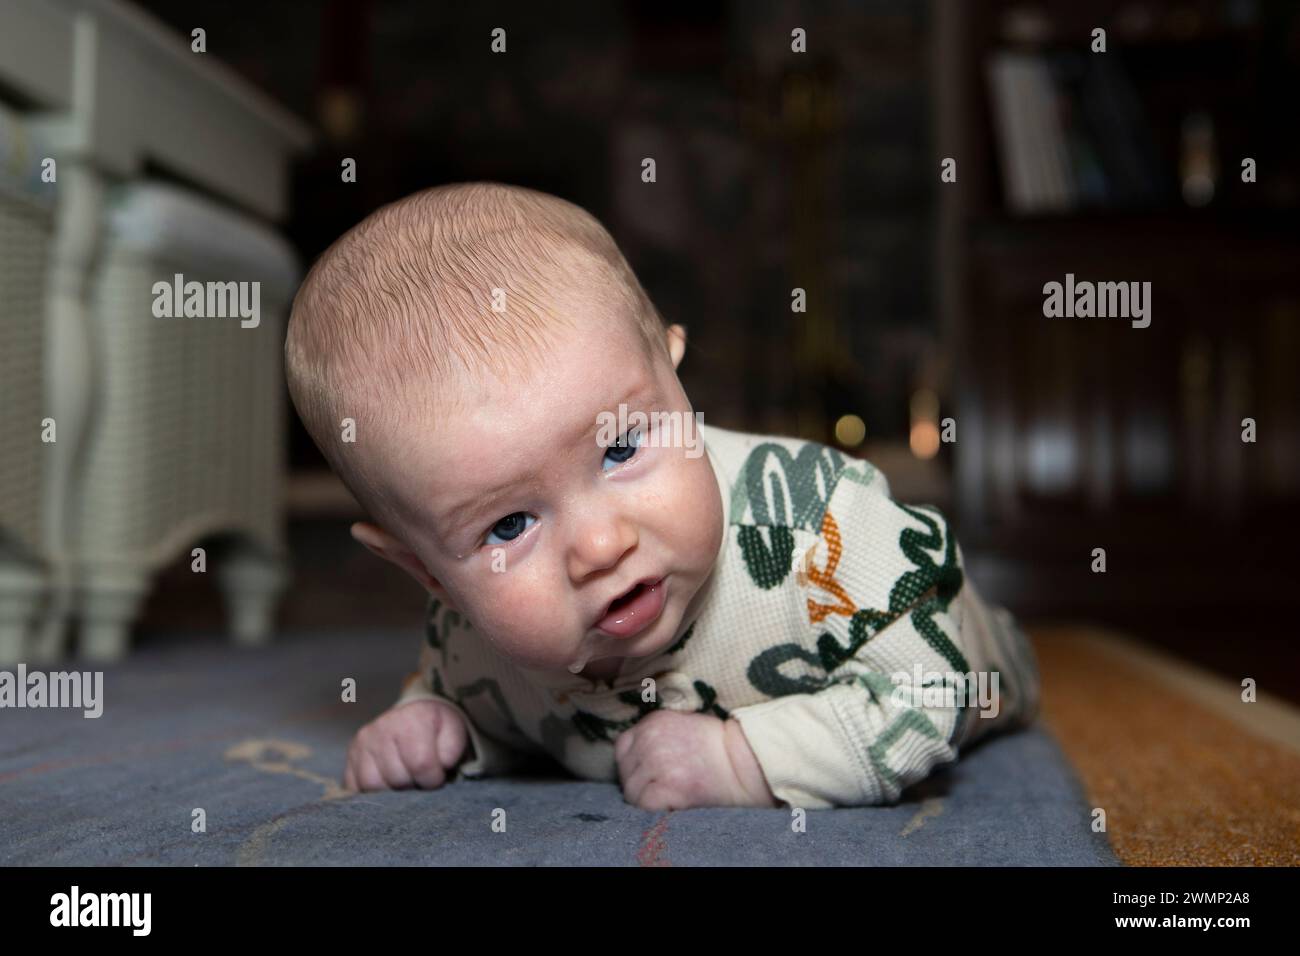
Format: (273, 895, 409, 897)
(396, 341, 660, 458)
(373, 334, 670, 543)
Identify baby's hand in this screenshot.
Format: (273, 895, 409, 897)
(614, 710, 778, 810)
(343, 699, 469, 791)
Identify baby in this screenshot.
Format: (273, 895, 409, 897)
(284, 182, 1040, 811)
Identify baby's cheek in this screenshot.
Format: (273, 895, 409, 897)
(470, 564, 573, 661)
(645, 453, 695, 508)
(675, 459, 724, 551)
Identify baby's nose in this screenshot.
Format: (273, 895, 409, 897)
(566, 513, 638, 581)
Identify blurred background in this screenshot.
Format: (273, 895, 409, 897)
(3, 0, 1298, 696)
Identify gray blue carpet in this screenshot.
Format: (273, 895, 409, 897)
(0, 630, 1117, 866)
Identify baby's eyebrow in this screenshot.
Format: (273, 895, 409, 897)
(429, 406, 598, 538)
(434, 476, 532, 538)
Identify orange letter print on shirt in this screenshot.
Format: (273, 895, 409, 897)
(801, 511, 856, 624)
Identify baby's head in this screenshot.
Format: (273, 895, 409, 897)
(286, 182, 724, 677)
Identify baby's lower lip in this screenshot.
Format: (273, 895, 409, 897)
(595, 578, 666, 638)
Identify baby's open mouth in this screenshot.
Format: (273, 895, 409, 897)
(596, 577, 666, 638)
(608, 582, 649, 613)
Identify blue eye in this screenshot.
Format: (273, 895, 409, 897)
(485, 512, 535, 545)
(602, 429, 641, 470)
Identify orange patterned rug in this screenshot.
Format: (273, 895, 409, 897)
(1034, 627, 1300, 866)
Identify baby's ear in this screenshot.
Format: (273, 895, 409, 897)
(350, 521, 445, 597)
(665, 323, 687, 369)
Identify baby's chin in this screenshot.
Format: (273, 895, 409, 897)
(601, 552, 721, 666)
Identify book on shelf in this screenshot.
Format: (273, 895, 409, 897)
(986, 50, 1169, 213)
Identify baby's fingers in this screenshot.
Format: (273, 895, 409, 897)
(402, 729, 448, 789)
(343, 736, 367, 791)
(620, 761, 656, 808)
(376, 736, 415, 789)
(435, 708, 469, 767)
(615, 734, 646, 790)
(353, 749, 389, 791)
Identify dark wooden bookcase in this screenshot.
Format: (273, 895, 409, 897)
(933, 0, 1299, 635)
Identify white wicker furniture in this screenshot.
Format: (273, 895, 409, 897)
(73, 184, 300, 659)
(0, 106, 58, 664)
(0, 0, 310, 661)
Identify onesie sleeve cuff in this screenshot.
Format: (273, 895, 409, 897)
(731, 687, 869, 810)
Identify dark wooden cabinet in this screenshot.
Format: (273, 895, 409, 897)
(935, 1, 1300, 626)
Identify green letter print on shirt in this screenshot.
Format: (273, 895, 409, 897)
(423, 599, 532, 749)
(747, 501, 969, 705)
(559, 678, 731, 748)
(424, 598, 475, 651)
(856, 671, 952, 791)
(731, 441, 856, 589)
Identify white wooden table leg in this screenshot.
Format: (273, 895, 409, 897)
(34, 156, 103, 663)
(218, 540, 288, 646)
(0, 562, 44, 664)
(78, 566, 148, 662)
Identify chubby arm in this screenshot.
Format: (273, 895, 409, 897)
(728, 460, 980, 809)
(729, 617, 963, 809)
(613, 708, 778, 810)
